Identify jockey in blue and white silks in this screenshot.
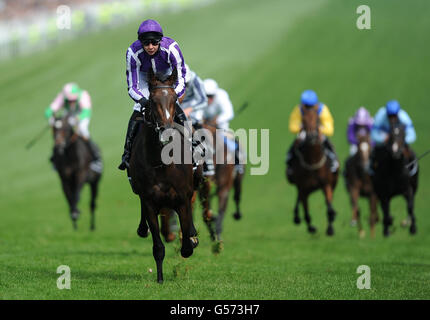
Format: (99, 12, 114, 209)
(369, 100, 417, 176)
(182, 64, 207, 125)
(118, 19, 188, 170)
(371, 100, 416, 146)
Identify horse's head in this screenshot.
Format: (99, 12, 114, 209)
(52, 114, 76, 155)
(147, 68, 178, 134)
(388, 117, 406, 160)
(301, 104, 321, 145)
(356, 127, 371, 166)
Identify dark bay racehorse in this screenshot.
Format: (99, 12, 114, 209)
(128, 69, 199, 283)
(51, 115, 102, 230)
(344, 130, 378, 238)
(370, 121, 418, 237)
(199, 119, 245, 246)
(286, 105, 339, 235)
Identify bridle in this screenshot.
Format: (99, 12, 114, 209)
(144, 84, 176, 133)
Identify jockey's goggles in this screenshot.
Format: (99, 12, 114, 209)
(142, 39, 161, 46)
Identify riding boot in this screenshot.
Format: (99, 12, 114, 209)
(118, 111, 141, 170)
(286, 143, 295, 178)
(84, 139, 103, 173)
(323, 138, 339, 173)
(234, 138, 244, 174)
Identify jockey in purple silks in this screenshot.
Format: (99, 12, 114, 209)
(118, 19, 188, 170)
(346, 106, 374, 155)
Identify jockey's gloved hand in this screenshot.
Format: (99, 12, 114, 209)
(138, 97, 149, 113)
(48, 117, 55, 126)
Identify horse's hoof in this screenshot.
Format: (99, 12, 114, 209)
(308, 226, 317, 234)
(294, 216, 301, 225)
(359, 229, 366, 238)
(212, 241, 224, 255)
(350, 219, 357, 227)
(157, 278, 164, 284)
(410, 224, 417, 235)
(233, 212, 242, 220)
(137, 226, 149, 238)
(190, 236, 199, 248)
(71, 210, 80, 220)
(383, 229, 390, 237)
(181, 246, 193, 258)
(326, 226, 334, 236)
(90, 226, 95, 231)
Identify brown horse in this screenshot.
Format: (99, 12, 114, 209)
(199, 118, 245, 246)
(344, 131, 378, 238)
(51, 114, 102, 230)
(128, 69, 199, 283)
(286, 105, 339, 235)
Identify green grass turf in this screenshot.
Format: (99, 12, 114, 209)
(0, 0, 429, 299)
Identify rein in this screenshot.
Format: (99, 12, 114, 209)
(295, 146, 327, 170)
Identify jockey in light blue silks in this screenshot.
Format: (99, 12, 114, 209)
(347, 106, 374, 155)
(118, 19, 189, 170)
(369, 100, 417, 175)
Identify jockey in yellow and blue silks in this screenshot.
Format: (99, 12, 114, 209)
(286, 90, 339, 176)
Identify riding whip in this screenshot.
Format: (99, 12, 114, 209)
(25, 124, 50, 150)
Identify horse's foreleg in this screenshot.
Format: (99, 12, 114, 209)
(405, 189, 417, 235)
(349, 186, 364, 237)
(232, 173, 244, 220)
(215, 188, 229, 241)
(160, 209, 176, 242)
(199, 178, 215, 241)
(323, 184, 336, 236)
(301, 192, 316, 234)
(144, 202, 165, 284)
(293, 192, 300, 224)
(89, 179, 99, 231)
(137, 196, 149, 238)
(380, 198, 392, 237)
(369, 193, 378, 238)
(176, 202, 196, 258)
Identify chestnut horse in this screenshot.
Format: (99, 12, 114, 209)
(286, 105, 339, 235)
(199, 119, 245, 246)
(128, 69, 199, 283)
(344, 130, 378, 238)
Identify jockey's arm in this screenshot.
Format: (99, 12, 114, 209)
(371, 108, 389, 145)
(168, 44, 186, 100)
(126, 47, 147, 103)
(216, 90, 234, 126)
(398, 110, 417, 144)
(288, 105, 302, 134)
(78, 91, 92, 120)
(346, 119, 357, 145)
(45, 92, 65, 123)
(319, 105, 334, 137)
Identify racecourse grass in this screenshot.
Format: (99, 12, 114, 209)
(0, 0, 429, 299)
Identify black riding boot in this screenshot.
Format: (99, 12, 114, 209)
(234, 138, 244, 174)
(118, 111, 141, 170)
(84, 139, 103, 173)
(286, 143, 295, 177)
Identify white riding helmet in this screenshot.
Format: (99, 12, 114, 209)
(203, 78, 218, 96)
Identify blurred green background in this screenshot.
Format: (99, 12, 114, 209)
(0, 0, 429, 299)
